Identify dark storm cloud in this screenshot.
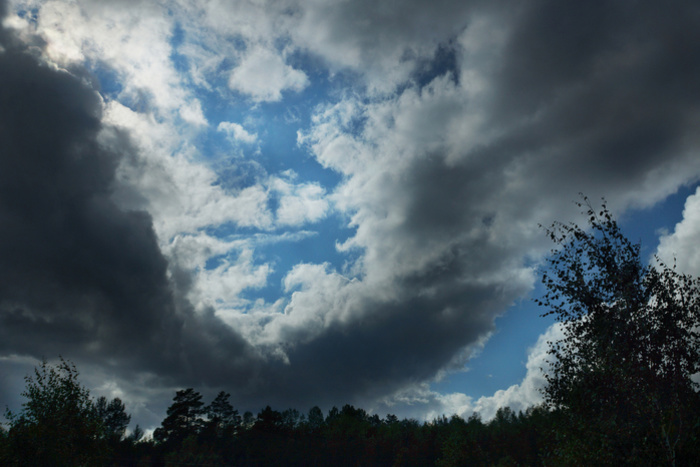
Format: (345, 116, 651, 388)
(279, 284, 496, 407)
(0, 11, 258, 389)
(0, 0, 6, 39)
(490, 0, 700, 178)
(200, 276, 501, 415)
(0, 40, 167, 357)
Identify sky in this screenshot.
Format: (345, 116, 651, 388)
(1, 0, 700, 432)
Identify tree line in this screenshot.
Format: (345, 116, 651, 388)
(0, 366, 562, 467)
(2, 199, 700, 465)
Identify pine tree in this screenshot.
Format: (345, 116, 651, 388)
(153, 388, 205, 446)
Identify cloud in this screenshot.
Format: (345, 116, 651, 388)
(300, 0, 700, 293)
(22, 0, 207, 123)
(218, 121, 258, 144)
(165, 233, 271, 312)
(656, 186, 700, 276)
(470, 323, 563, 420)
(285, 0, 484, 93)
(179, 99, 207, 126)
(0, 15, 176, 364)
(159, 0, 477, 95)
(105, 101, 273, 240)
(0, 9, 264, 405)
(368, 322, 563, 422)
(271, 175, 329, 227)
(290, 0, 700, 414)
(228, 45, 308, 102)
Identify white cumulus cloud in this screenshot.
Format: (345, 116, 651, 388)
(218, 121, 258, 144)
(656, 186, 700, 276)
(228, 45, 309, 102)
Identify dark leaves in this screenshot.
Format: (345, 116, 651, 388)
(536, 197, 700, 464)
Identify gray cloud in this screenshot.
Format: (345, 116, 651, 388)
(490, 0, 700, 182)
(244, 281, 503, 411)
(0, 8, 258, 389)
(292, 0, 700, 413)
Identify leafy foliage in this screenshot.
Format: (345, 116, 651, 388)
(537, 197, 700, 464)
(4, 358, 104, 465)
(1, 358, 143, 466)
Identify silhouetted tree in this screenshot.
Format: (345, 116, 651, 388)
(204, 391, 240, 439)
(96, 395, 131, 441)
(0, 424, 8, 465)
(281, 408, 304, 430)
(538, 197, 700, 465)
(129, 424, 144, 442)
(306, 406, 325, 432)
(154, 388, 205, 446)
(4, 358, 103, 466)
